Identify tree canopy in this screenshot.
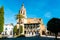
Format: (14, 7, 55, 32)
(47, 18, 60, 40)
(16, 13, 24, 20)
(47, 18, 60, 33)
(0, 6, 4, 33)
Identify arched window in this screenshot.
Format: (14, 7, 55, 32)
(23, 11, 25, 15)
(24, 31, 26, 34)
(21, 11, 22, 13)
(42, 31, 45, 35)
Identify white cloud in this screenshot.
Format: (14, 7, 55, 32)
(44, 12, 52, 18)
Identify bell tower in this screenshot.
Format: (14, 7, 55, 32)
(20, 3, 27, 18)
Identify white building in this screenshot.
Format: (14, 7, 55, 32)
(2, 24, 14, 38)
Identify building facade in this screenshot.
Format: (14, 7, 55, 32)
(2, 24, 14, 38)
(17, 3, 46, 37)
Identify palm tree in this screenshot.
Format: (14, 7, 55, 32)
(16, 13, 24, 35)
(16, 14, 24, 20)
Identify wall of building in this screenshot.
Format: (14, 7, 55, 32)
(16, 3, 46, 37)
(40, 24, 46, 36)
(2, 24, 14, 38)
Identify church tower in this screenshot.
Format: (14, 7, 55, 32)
(16, 3, 27, 35)
(20, 3, 27, 18)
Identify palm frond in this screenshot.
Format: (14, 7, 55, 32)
(15, 13, 24, 20)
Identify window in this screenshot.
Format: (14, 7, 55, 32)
(24, 31, 26, 34)
(21, 11, 22, 13)
(10, 31, 12, 35)
(5, 28, 7, 30)
(5, 31, 7, 35)
(24, 26, 26, 28)
(42, 31, 45, 35)
(23, 10, 25, 15)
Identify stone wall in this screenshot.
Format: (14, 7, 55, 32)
(40, 24, 46, 36)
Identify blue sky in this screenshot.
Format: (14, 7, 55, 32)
(0, 0, 60, 26)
